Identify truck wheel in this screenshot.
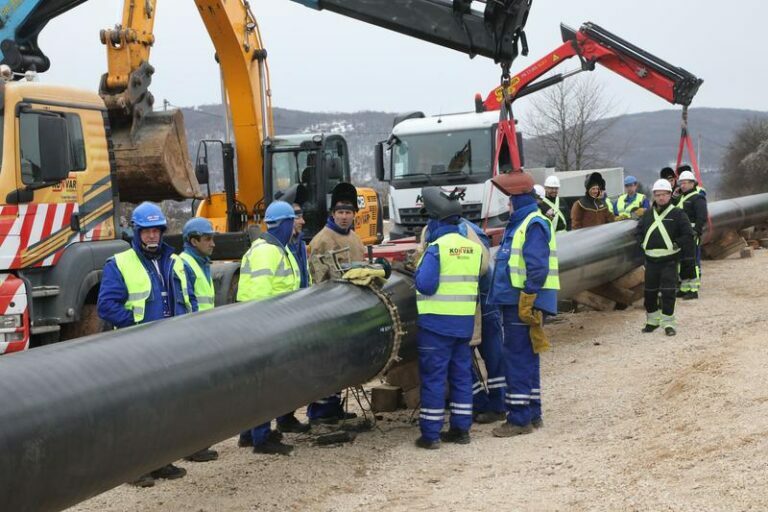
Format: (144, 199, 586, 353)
(61, 304, 104, 341)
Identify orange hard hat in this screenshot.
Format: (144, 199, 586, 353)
(491, 171, 535, 196)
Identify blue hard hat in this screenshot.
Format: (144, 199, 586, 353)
(264, 201, 296, 223)
(132, 202, 167, 230)
(183, 217, 215, 241)
(624, 175, 638, 186)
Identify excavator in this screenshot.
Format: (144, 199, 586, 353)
(0, 0, 532, 352)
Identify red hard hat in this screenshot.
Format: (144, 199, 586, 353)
(491, 171, 535, 196)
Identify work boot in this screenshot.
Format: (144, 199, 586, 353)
(492, 422, 534, 438)
(268, 430, 284, 442)
(676, 289, 686, 298)
(665, 326, 677, 336)
(440, 428, 471, 445)
(474, 411, 506, 424)
(130, 473, 155, 488)
(683, 291, 699, 300)
(641, 324, 659, 333)
(150, 464, 187, 480)
(184, 447, 219, 462)
(277, 415, 311, 434)
(253, 438, 294, 456)
(532, 417, 544, 429)
(415, 436, 441, 450)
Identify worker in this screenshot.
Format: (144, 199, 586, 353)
(676, 169, 708, 300)
(487, 172, 559, 437)
(236, 201, 301, 455)
(570, 172, 614, 229)
(637, 179, 696, 336)
(660, 167, 680, 201)
(97, 202, 193, 487)
(306, 182, 365, 424)
(612, 175, 650, 220)
(417, 190, 502, 424)
(414, 187, 482, 449)
(539, 175, 569, 232)
(179, 217, 220, 463)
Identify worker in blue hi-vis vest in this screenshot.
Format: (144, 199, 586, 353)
(414, 187, 483, 449)
(487, 172, 559, 437)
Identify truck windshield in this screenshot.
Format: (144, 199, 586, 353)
(392, 128, 492, 180)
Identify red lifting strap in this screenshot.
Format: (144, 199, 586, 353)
(674, 106, 703, 184)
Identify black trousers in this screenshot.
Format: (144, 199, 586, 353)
(644, 259, 677, 316)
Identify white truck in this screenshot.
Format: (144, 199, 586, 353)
(375, 111, 624, 239)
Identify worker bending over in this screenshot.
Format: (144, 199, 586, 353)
(613, 175, 649, 220)
(675, 168, 708, 300)
(236, 201, 301, 455)
(539, 175, 569, 232)
(179, 217, 220, 463)
(637, 180, 696, 336)
(414, 187, 482, 449)
(571, 172, 614, 229)
(97, 202, 193, 487)
(488, 172, 559, 437)
(306, 182, 364, 424)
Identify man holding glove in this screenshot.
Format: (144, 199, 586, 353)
(487, 171, 560, 437)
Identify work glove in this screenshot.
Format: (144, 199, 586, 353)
(545, 208, 555, 219)
(617, 213, 631, 220)
(631, 208, 646, 220)
(341, 267, 387, 287)
(530, 323, 551, 354)
(518, 292, 538, 325)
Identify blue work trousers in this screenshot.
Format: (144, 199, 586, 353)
(307, 393, 342, 420)
(500, 306, 541, 427)
(472, 300, 506, 414)
(417, 328, 473, 442)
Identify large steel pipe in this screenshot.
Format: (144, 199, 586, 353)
(2, 194, 768, 511)
(0, 275, 417, 512)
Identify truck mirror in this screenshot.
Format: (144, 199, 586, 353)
(38, 115, 72, 183)
(195, 161, 209, 185)
(375, 142, 386, 181)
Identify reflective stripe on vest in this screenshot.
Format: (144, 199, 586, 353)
(509, 211, 560, 290)
(237, 239, 300, 302)
(113, 249, 191, 323)
(676, 188, 700, 229)
(541, 196, 566, 231)
(416, 232, 481, 316)
(180, 252, 215, 311)
(617, 193, 645, 215)
(642, 204, 679, 258)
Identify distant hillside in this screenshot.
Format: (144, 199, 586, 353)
(179, 105, 768, 198)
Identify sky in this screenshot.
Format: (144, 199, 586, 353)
(37, 0, 768, 123)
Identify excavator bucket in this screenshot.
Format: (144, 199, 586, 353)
(111, 109, 202, 203)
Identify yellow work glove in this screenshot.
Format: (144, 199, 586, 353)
(341, 267, 387, 287)
(617, 212, 631, 220)
(530, 323, 551, 354)
(518, 292, 537, 325)
(631, 207, 646, 220)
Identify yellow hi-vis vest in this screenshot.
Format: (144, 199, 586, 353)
(616, 193, 646, 215)
(416, 232, 481, 316)
(509, 211, 560, 290)
(642, 204, 680, 258)
(541, 196, 566, 231)
(180, 252, 215, 311)
(113, 249, 191, 324)
(237, 239, 300, 302)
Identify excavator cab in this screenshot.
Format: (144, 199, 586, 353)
(264, 133, 352, 240)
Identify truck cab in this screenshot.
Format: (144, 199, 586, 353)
(376, 111, 509, 240)
(0, 79, 125, 353)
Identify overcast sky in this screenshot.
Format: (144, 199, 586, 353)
(38, 0, 767, 123)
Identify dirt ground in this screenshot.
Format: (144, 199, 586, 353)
(70, 251, 768, 512)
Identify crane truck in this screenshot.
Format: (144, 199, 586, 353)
(376, 21, 703, 239)
(0, 0, 532, 353)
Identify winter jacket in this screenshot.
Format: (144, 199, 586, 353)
(636, 203, 696, 279)
(308, 220, 366, 283)
(571, 195, 615, 230)
(539, 195, 570, 231)
(677, 187, 708, 237)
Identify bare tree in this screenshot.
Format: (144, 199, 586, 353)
(719, 118, 768, 198)
(525, 75, 619, 171)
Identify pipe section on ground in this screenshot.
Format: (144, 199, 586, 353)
(2, 194, 768, 511)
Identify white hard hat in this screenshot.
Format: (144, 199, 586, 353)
(678, 170, 696, 182)
(652, 179, 673, 193)
(544, 175, 561, 188)
(533, 184, 546, 198)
